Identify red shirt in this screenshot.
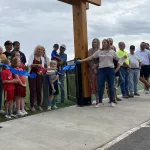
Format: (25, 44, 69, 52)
(15, 67, 26, 84)
(2, 69, 15, 91)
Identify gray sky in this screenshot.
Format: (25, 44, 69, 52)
(0, 0, 150, 61)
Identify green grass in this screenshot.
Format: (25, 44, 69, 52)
(0, 79, 76, 123)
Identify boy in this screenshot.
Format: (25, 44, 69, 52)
(1, 59, 18, 118)
(51, 44, 61, 72)
(46, 60, 59, 93)
(51, 44, 61, 61)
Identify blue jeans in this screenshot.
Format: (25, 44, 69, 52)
(119, 67, 129, 96)
(129, 69, 140, 94)
(59, 75, 65, 103)
(98, 67, 115, 103)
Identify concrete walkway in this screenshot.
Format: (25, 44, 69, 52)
(0, 93, 150, 150)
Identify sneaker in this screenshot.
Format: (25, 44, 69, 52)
(134, 93, 140, 96)
(116, 97, 122, 101)
(47, 106, 52, 111)
(31, 107, 36, 112)
(22, 110, 28, 115)
(17, 110, 24, 116)
(110, 102, 115, 107)
(52, 89, 56, 93)
(95, 103, 103, 108)
(95, 103, 100, 108)
(122, 95, 129, 98)
(127, 94, 134, 98)
(145, 90, 149, 94)
(5, 114, 11, 119)
(10, 114, 18, 118)
(0, 109, 5, 114)
(38, 106, 43, 111)
(53, 105, 58, 109)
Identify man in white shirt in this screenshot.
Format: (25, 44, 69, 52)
(136, 42, 150, 93)
(129, 45, 141, 97)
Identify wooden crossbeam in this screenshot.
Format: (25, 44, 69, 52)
(87, 0, 101, 6)
(58, 0, 101, 6)
(58, 0, 89, 9)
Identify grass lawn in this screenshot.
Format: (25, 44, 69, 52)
(0, 78, 76, 123)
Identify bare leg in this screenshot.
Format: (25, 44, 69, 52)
(20, 97, 25, 111)
(95, 93, 99, 104)
(16, 96, 20, 112)
(5, 101, 9, 115)
(9, 101, 13, 114)
(139, 77, 150, 89)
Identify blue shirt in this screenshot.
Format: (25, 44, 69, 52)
(59, 53, 67, 74)
(51, 50, 58, 60)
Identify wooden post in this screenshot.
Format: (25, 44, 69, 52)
(72, 1, 90, 100)
(58, 0, 101, 105)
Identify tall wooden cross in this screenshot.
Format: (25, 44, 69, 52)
(58, 0, 101, 104)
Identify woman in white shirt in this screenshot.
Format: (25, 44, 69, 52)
(28, 45, 44, 112)
(78, 39, 121, 108)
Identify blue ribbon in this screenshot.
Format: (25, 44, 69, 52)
(0, 63, 36, 78)
(63, 62, 80, 71)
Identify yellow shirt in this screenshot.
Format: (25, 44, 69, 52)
(117, 50, 129, 65)
(0, 54, 6, 60)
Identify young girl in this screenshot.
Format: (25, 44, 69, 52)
(1, 59, 18, 119)
(11, 57, 28, 116)
(11, 51, 26, 70)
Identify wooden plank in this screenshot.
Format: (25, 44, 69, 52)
(87, 0, 101, 6)
(58, 0, 89, 10)
(58, 0, 72, 5)
(72, 1, 90, 98)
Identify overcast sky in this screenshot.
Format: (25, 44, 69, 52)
(0, 0, 150, 61)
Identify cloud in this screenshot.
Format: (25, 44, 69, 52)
(0, 0, 150, 61)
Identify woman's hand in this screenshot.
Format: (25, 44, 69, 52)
(77, 60, 82, 63)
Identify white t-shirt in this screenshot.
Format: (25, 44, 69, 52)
(93, 50, 120, 68)
(135, 49, 150, 65)
(129, 53, 141, 68)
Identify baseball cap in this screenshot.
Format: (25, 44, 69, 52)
(4, 40, 12, 46)
(60, 44, 66, 49)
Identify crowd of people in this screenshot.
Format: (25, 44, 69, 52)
(0, 41, 67, 119)
(0, 38, 150, 119)
(78, 39, 150, 108)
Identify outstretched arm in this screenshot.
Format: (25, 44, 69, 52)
(77, 55, 94, 63)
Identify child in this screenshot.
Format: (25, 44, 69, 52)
(47, 80, 59, 111)
(11, 57, 28, 116)
(46, 60, 59, 93)
(1, 59, 18, 119)
(0, 46, 6, 61)
(51, 44, 61, 72)
(51, 44, 61, 61)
